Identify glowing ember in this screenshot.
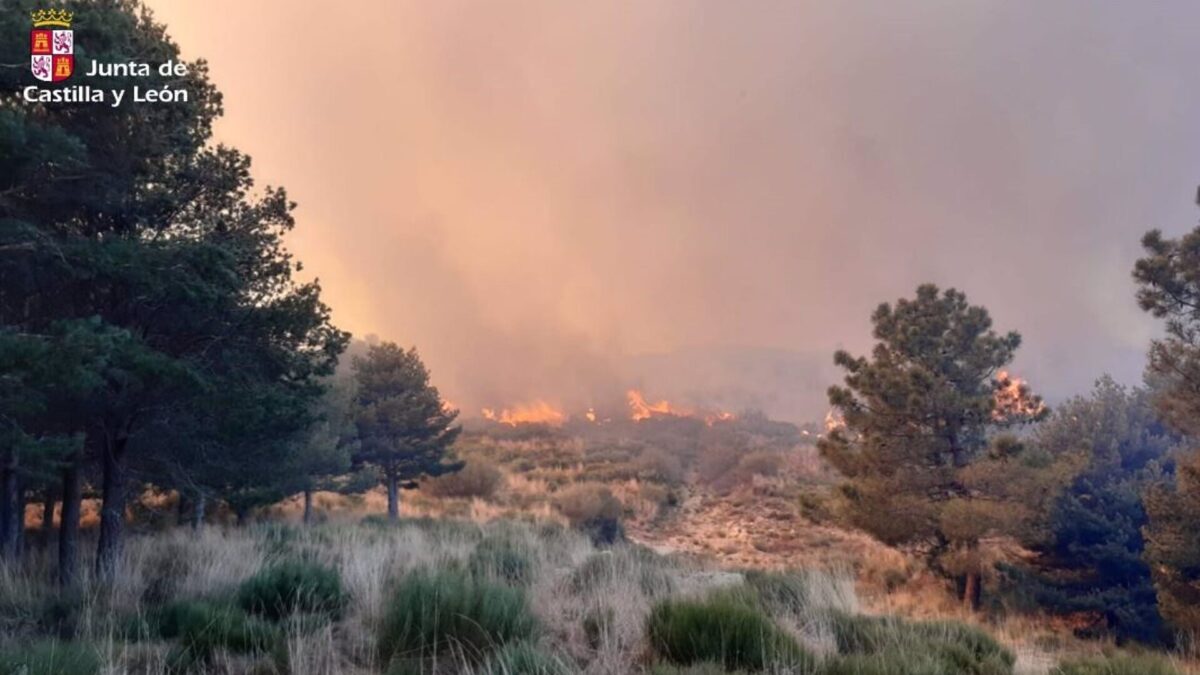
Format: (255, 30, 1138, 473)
(585, 408, 597, 423)
(481, 401, 566, 426)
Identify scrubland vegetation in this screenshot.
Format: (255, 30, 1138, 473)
(2, 517, 1185, 675)
(6, 2, 1200, 674)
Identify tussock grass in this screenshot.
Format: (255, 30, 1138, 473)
(0, 517, 1133, 674)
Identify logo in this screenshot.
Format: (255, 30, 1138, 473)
(30, 9, 74, 83)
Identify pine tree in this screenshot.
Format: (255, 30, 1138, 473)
(351, 343, 462, 520)
(1001, 377, 1177, 643)
(819, 284, 1047, 608)
(1133, 205, 1200, 637)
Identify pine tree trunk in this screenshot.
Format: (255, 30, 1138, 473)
(962, 571, 982, 611)
(176, 494, 186, 526)
(41, 491, 55, 546)
(386, 472, 399, 521)
(236, 506, 248, 527)
(0, 461, 18, 561)
(95, 437, 128, 580)
(303, 489, 314, 525)
(192, 491, 205, 530)
(13, 480, 25, 559)
(58, 465, 81, 587)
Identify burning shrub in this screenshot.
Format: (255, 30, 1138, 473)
(647, 595, 813, 671)
(553, 483, 624, 545)
(424, 459, 505, 499)
(377, 570, 538, 666)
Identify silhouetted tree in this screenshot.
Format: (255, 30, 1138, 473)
(351, 343, 462, 520)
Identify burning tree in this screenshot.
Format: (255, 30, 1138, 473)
(351, 342, 462, 520)
(819, 284, 1050, 609)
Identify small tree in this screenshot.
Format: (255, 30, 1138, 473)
(1003, 377, 1177, 644)
(819, 284, 1047, 608)
(351, 343, 461, 520)
(1133, 212, 1200, 637)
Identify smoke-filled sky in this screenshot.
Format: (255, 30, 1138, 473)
(146, 0, 1200, 421)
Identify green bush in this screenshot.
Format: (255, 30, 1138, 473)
(648, 664, 739, 675)
(0, 640, 100, 675)
(826, 612, 1014, 675)
(469, 536, 537, 586)
(377, 570, 539, 665)
(569, 546, 675, 597)
(481, 641, 571, 675)
(153, 600, 279, 656)
(237, 559, 348, 620)
(1051, 653, 1181, 675)
(647, 596, 813, 672)
(742, 570, 809, 617)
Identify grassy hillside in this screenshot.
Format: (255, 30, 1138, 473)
(0, 519, 1187, 674)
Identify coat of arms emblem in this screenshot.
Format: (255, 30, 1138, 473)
(30, 9, 74, 83)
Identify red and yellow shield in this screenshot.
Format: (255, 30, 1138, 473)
(30, 9, 74, 83)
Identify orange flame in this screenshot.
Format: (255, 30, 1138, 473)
(993, 370, 1046, 421)
(481, 401, 566, 427)
(626, 389, 734, 425)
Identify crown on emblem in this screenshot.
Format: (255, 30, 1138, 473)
(31, 9, 73, 28)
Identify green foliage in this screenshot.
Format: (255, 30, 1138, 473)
(152, 600, 279, 656)
(1050, 653, 1181, 675)
(0, 640, 100, 675)
(468, 536, 538, 586)
(1143, 450, 1200, 635)
(820, 284, 1044, 551)
(646, 596, 813, 672)
(377, 570, 538, 665)
(351, 342, 463, 517)
(568, 546, 675, 597)
(1001, 377, 1175, 644)
(825, 612, 1014, 675)
(742, 570, 810, 618)
(480, 641, 571, 675)
(1134, 212, 1200, 637)
(237, 559, 348, 620)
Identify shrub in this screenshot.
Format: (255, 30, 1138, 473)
(569, 546, 675, 597)
(637, 449, 685, 485)
(554, 484, 624, 544)
(0, 640, 100, 675)
(1051, 653, 1181, 675)
(736, 450, 784, 478)
(743, 570, 809, 618)
(647, 596, 813, 672)
(468, 536, 538, 586)
(582, 606, 614, 650)
(377, 570, 538, 665)
(237, 560, 348, 620)
(153, 600, 279, 656)
(425, 460, 505, 499)
(481, 641, 571, 675)
(826, 612, 1014, 675)
(648, 665, 735, 675)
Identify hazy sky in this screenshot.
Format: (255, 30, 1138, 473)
(144, 0, 1200, 420)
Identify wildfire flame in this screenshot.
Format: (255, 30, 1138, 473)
(993, 370, 1046, 421)
(824, 409, 846, 434)
(481, 400, 566, 427)
(626, 389, 734, 425)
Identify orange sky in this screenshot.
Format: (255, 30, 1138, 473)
(143, 0, 1200, 420)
